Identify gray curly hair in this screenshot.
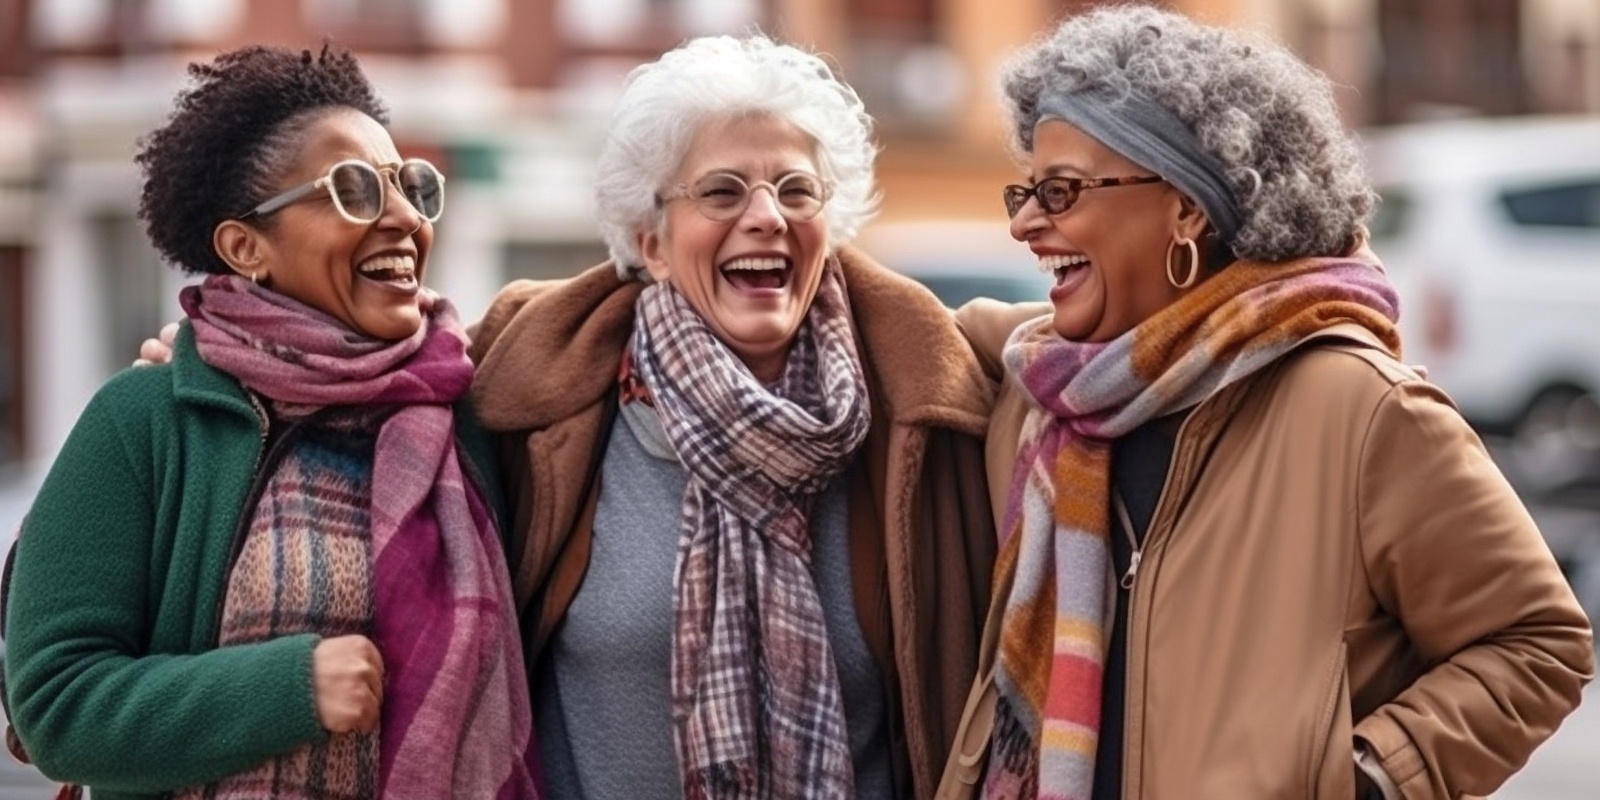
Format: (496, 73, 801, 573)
(1001, 5, 1373, 261)
(595, 35, 879, 278)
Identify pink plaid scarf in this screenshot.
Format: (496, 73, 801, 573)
(984, 252, 1400, 800)
(182, 275, 541, 798)
(631, 261, 871, 800)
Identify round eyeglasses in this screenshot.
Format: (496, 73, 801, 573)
(1003, 174, 1165, 218)
(239, 158, 446, 224)
(659, 171, 833, 222)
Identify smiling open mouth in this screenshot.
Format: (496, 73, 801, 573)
(1038, 253, 1089, 285)
(358, 254, 417, 286)
(721, 256, 792, 291)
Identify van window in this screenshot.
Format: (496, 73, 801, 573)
(1369, 189, 1411, 241)
(910, 274, 1048, 307)
(1499, 180, 1600, 229)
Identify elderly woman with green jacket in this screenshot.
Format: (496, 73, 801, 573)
(4, 46, 539, 799)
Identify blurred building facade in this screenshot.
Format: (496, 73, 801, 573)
(0, 0, 1597, 473)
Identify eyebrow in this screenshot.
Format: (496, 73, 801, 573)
(1035, 163, 1093, 181)
(698, 166, 817, 180)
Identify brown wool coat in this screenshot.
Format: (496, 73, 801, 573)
(940, 301, 1596, 800)
(467, 247, 999, 798)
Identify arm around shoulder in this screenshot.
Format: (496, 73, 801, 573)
(467, 278, 568, 365)
(1352, 377, 1594, 799)
(953, 299, 1049, 382)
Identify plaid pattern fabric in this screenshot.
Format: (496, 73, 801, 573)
(631, 260, 871, 800)
(174, 415, 383, 800)
(986, 252, 1401, 800)
(181, 276, 542, 798)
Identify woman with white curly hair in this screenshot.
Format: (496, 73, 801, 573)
(941, 6, 1593, 800)
(467, 34, 997, 800)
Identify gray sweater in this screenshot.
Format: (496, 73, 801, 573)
(535, 403, 893, 799)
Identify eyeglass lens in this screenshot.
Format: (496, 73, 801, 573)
(1004, 180, 1078, 217)
(691, 172, 825, 221)
(331, 161, 444, 222)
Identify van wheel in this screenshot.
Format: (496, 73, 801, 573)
(1510, 387, 1600, 496)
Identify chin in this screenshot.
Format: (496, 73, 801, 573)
(357, 313, 424, 342)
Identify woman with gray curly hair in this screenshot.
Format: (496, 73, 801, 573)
(468, 34, 997, 800)
(941, 6, 1592, 800)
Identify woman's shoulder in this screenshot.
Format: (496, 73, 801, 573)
(85, 361, 183, 421)
(1279, 331, 1426, 397)
(1263, 331, 1455, 437)
(469, 263, 640, 430)
(952, 299, 1050, 380)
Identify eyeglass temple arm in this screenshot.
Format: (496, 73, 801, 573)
(240, 178, 326, 220)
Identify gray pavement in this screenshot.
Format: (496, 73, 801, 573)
(1494, 682, 1600, 800)
(0, 686, 1595, 797)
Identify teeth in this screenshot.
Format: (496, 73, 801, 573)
(358, 254, 415, 277)
(1037, 254, 1089, 274)
(722, 257, 788, 272)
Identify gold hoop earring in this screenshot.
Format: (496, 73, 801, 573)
(1166, 236, 1199, 289)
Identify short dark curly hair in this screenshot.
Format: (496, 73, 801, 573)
(135, 44, 388, 275)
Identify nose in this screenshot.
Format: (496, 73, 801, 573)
(1009, 196, 1044, 242)
(739, 185, 787, 236)
(377, 178, 425, 234)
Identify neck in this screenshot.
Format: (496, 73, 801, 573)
(740, 348, 788, 384)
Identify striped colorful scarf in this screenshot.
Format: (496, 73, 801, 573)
(983, 252, 1400, 800)
(181, 275, 541, 798)
(631, 260, 871, 800)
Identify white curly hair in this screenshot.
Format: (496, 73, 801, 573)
(1002, 5, 1374, 261)
(595, 34, 880, 278)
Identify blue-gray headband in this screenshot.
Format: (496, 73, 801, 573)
(1037, 88, 1243, 247)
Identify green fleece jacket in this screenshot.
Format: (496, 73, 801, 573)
(2, 323, 504, 799)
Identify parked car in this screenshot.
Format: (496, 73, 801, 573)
(854, 219, 1052, 307)
(1363, 116, 1600, 495)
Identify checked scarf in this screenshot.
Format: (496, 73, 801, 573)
(181, 275, 541, 799)
(630, 260, 871, 800)
(983, 252, 1400, 800)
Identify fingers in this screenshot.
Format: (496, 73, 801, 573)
(132, 321, 181, 367)
(311, 634, 387, 735)
(358, 637, 385, 704)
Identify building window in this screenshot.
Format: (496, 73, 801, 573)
(91, 214, 166, 379)
(0, 246, 23, 469)
(1375, 0, 1526, 122)
(303, 0, 428, 51)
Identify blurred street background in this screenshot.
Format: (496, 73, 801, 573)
(1, 0, 1598, 796)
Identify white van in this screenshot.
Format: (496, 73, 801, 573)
(1364, 116, 1600, 494)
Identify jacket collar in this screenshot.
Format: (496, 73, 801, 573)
(169, 321, 260, 421)
(470, 246, 994, 436)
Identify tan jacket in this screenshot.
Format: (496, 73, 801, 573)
(467, 248, 999, 798)
(941, 301, 1595, 800)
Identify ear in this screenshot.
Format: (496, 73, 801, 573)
(212, 220, 271, 282)
(1173, 194, 1211, 243)
(637, 227, 672, 284)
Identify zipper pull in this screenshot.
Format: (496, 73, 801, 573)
(1120, 550, 1142, 590)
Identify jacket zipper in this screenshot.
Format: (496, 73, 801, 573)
(209, 401, 331, 642)
(209, 404, 477, 642)
(1118, 404, 1203, 800)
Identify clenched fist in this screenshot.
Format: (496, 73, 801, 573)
(312, 634, 385, 734)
